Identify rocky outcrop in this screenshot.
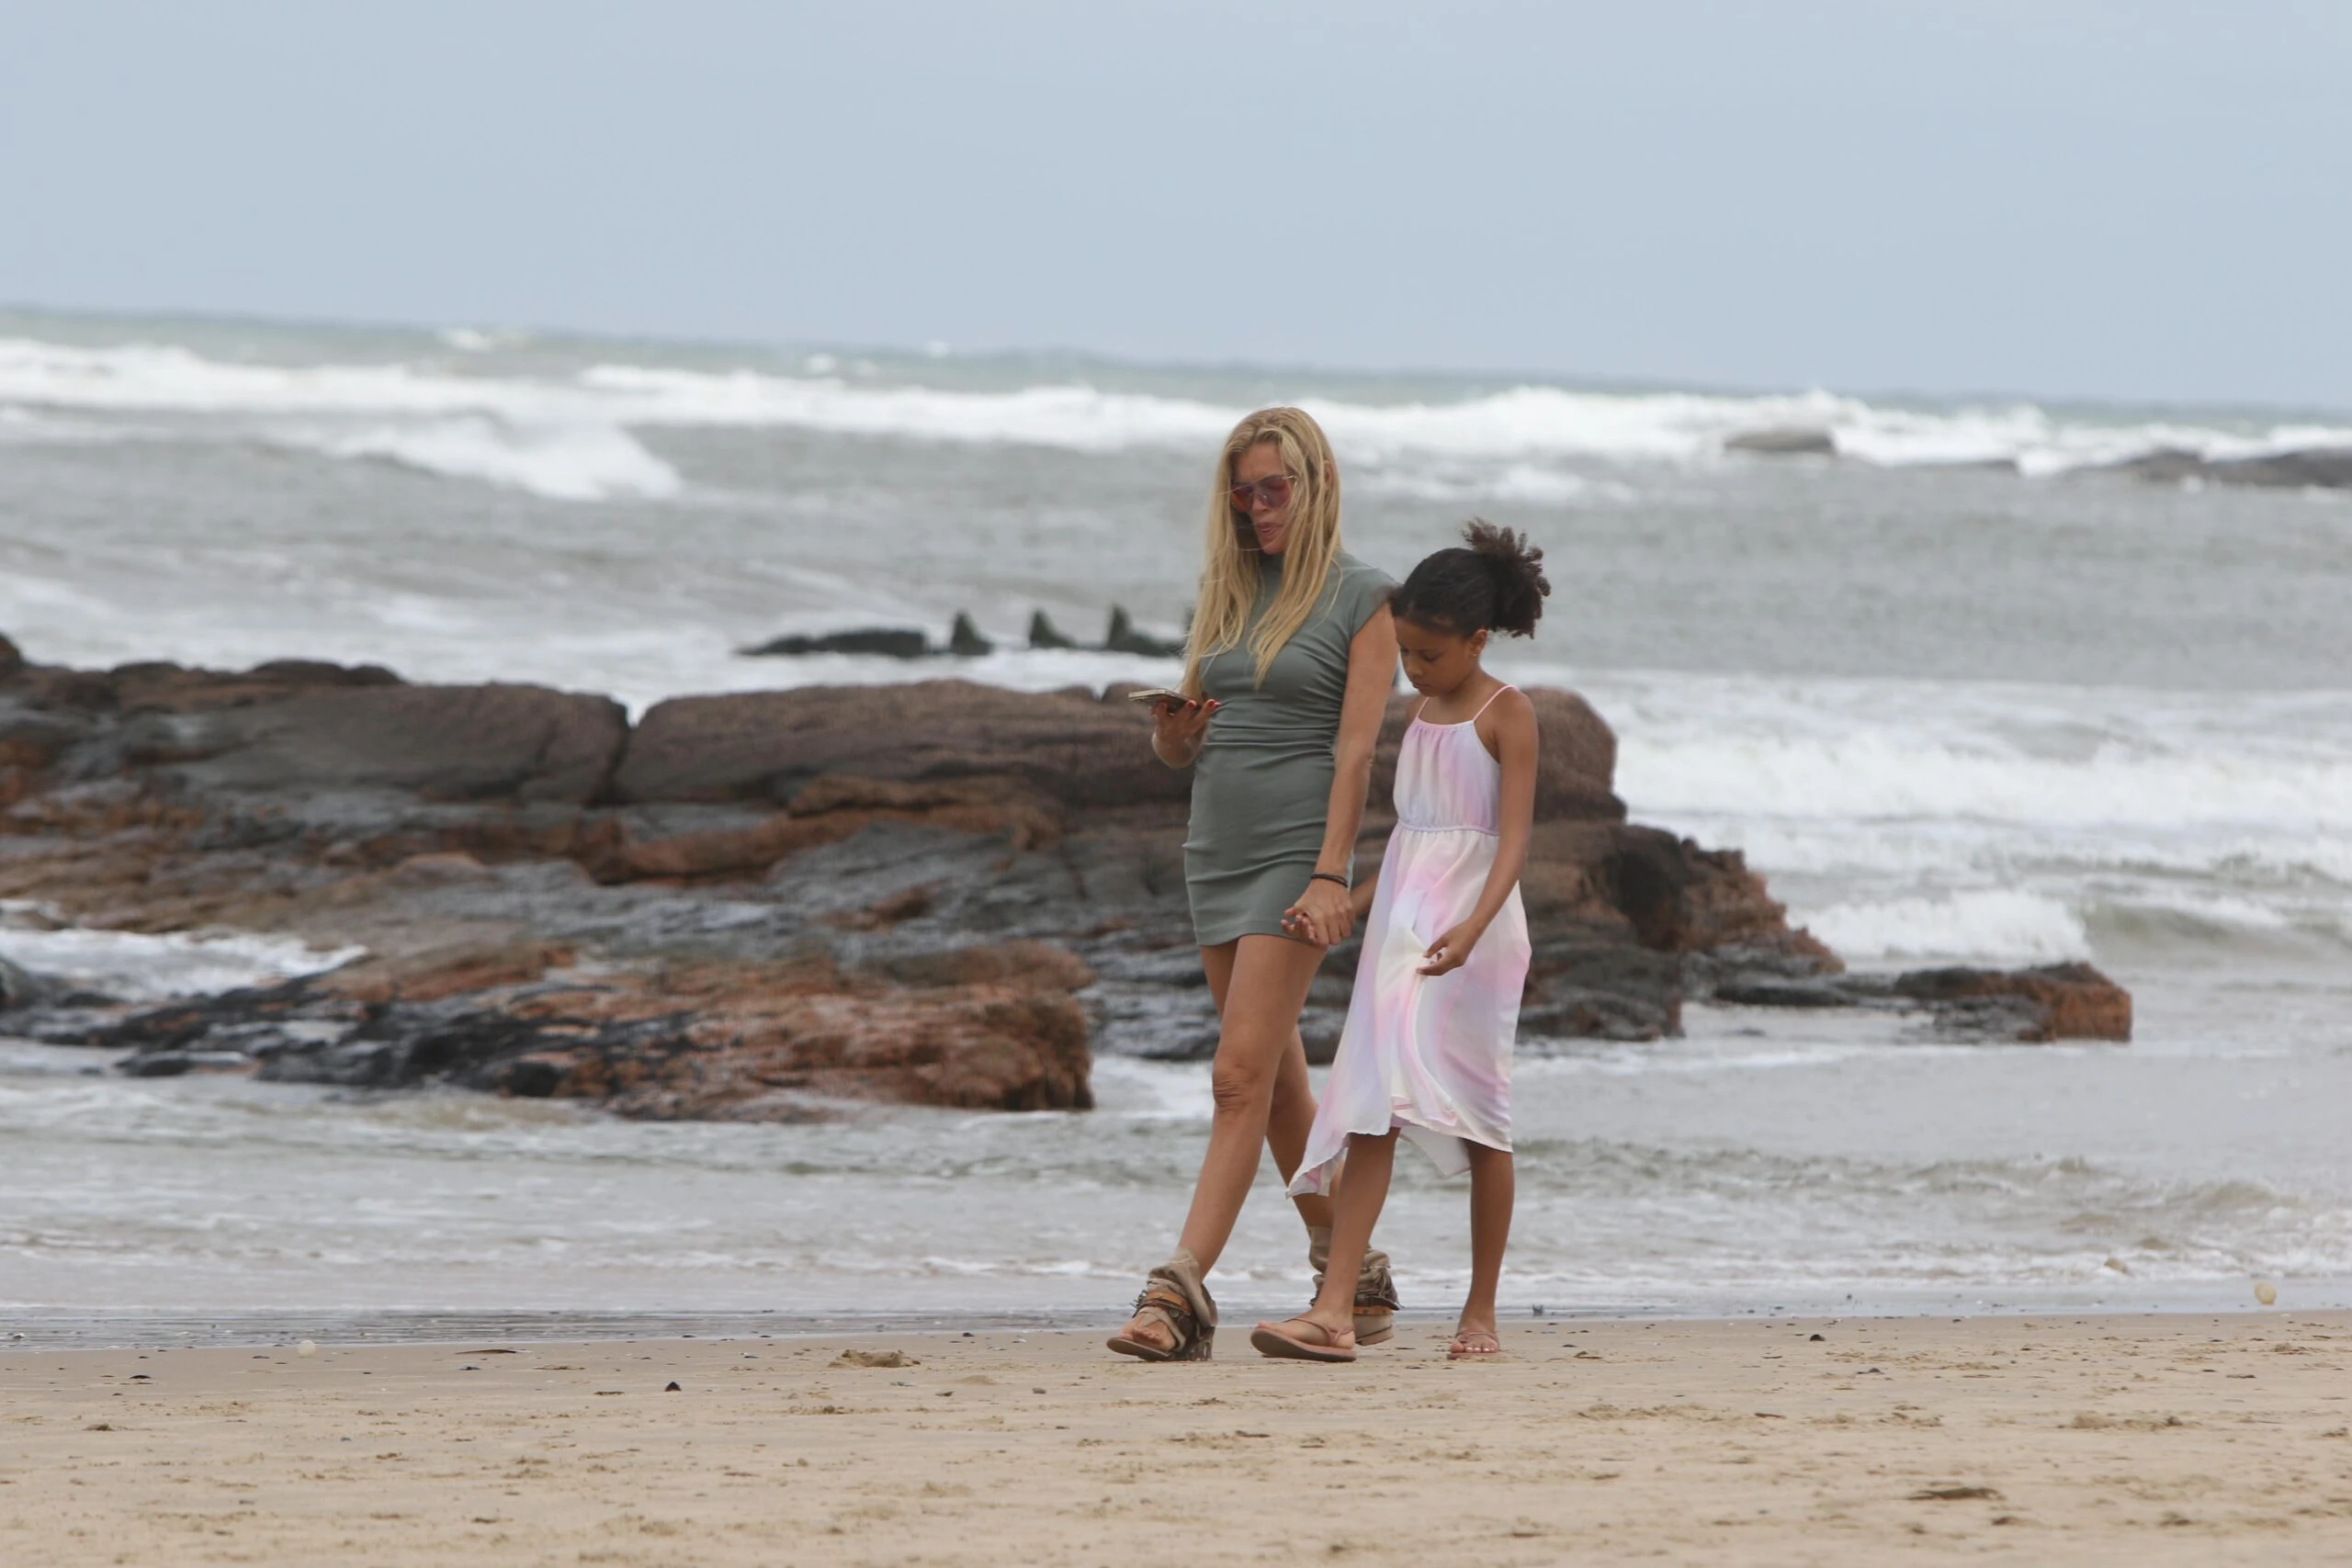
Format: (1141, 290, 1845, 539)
(741, 627, 932, 658)
(2103, 446, 2352, 490)
(1704, 960, 2132, 1043)
(1725, 427, 1837, 457)
(0, 639, 2131, 1122)
(612, 681, 1187, 810)
(88, 940, 1094, 1116)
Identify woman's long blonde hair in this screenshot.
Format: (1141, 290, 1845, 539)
(1180, 407, 1345, 694)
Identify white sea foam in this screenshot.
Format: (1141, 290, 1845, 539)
(277, 417, 683, 501)
(1619, 730, 2352, 840)
(5, 335, 2347, 493)
(0, 914, 362, 1002)
(1804, 890, 2091, 962)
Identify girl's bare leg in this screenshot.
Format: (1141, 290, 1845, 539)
(1199, 942, 1334, 1232)
(1292, 1128, 1396, 1337)
(1117, 934, 1326, 1350)
(1455, 1143, 1515, 1352)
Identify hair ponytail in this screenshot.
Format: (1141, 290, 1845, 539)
(1389, 518, 1550, 637)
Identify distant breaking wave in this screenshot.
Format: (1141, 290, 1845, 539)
(3, 335, 2349, 502)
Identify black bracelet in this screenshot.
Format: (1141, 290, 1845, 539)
(1308, 872, 1350, 889)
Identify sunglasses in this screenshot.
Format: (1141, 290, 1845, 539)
(1228, 473, 1295, 513)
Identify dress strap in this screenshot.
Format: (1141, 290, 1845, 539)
(1466, 683, 1517, 724)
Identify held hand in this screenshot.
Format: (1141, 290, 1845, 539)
(1418, 920, 1486, 976)
(1150, 696, 1217, 762)
(1281, 877, 1356, 948)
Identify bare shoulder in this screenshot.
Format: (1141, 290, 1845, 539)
(1475, 682, 1537, 759)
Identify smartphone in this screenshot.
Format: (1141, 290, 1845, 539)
(1125, 687, 1193, 712)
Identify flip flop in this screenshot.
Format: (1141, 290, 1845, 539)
(1250, 1316, 1357, 1363)
(1447, 1330, 1503, 1360)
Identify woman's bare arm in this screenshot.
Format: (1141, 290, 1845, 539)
(1283, 605, 1397, 946)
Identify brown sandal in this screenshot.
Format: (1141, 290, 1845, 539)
(1106, 1249, 1216, 1362)
(1308, 1227, 1401, 1347)
(1250, 1315, 1358, 1363)
(1353, 1256, 1401, 1347)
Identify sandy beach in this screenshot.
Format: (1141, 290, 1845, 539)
(3, 1311, 2346, 1565)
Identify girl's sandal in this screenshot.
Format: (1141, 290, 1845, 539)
(1447, 1329, 1503, 1360)
(1250, 1316, 1358, 1363)
(1307, 1229, 1402, 1348)
(1107, 1281, 1213, 1362)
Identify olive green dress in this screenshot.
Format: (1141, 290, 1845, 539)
(1186, 549, 1394, 946)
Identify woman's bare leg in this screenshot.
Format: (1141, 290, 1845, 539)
(1175, 934, 1328, 1270)
(1118, 934, 1326, 1352)
(1199, 942, 1334, 1232)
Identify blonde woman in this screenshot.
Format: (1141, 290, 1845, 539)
(1108, 407, 1401, 1361)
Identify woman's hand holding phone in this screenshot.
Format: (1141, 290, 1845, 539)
(1148, 693, 1216, 766)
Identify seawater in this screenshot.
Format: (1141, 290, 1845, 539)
(2, 310, 2347, 1325)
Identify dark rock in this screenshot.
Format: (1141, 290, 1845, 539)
(1298, 1006, 1346, 1064)
(1725, 427, 1837, 457)
(1518, 934, 1685, 1042)
(740, 628, 932, 659)
(115, 1049, 255, 1077)
(0, 956, 51, 1010)
(243, 660, 403, 689)
(82, 937, 1101, 1116)
(153, 684, 628, 805)
(1103, 606, 1185, 658)
(948, 613, 994, 657)
(1890, 962, 2131, 1042)
(0, 632, 22, 683)
(613, 681, 1186, 810)
(2212, 447, 2352, 489)
(2103, 446, 2352, 491)
(1692, 959, 2129, 1043)
(0, 702, 99, 772)
(2103, 447, 2206, 483)
(1705, 976, 1858, 1008)
(10, 647, 2082, 1112)
(1592, 827, 1833, 956)
(1027, 611, 1079, 650)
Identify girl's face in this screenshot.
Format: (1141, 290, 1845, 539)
(1395, 616, 1487, 698)
(1230, 439, 1296, 556)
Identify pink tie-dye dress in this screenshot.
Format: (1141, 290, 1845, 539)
(1289, 689, 1531, 1195)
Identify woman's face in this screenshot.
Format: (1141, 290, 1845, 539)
(1231, 439, 1296, 556)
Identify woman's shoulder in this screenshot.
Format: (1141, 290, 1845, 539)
(1326, 549, 1395, 629)
(1331, 549, 1394, 591)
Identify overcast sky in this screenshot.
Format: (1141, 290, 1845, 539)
(6, 2, 2346, 408)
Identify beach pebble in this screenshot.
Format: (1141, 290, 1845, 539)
(298, 1340, 318, 1357)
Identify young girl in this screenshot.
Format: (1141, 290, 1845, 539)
(1254, 521, 1549, 1363)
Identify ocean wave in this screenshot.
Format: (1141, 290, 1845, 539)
(0, 909, 362, 1001)
(1803, 889, 2090, 962)
(1617, 731, 2352, 840)
(5, 334, 2347, 480)
(272, 417, 682, 502)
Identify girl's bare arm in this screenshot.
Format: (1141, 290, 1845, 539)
(1419, 688, 1537, 975)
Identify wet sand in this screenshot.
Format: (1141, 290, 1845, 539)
(4, 1312, 2348, 1565)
